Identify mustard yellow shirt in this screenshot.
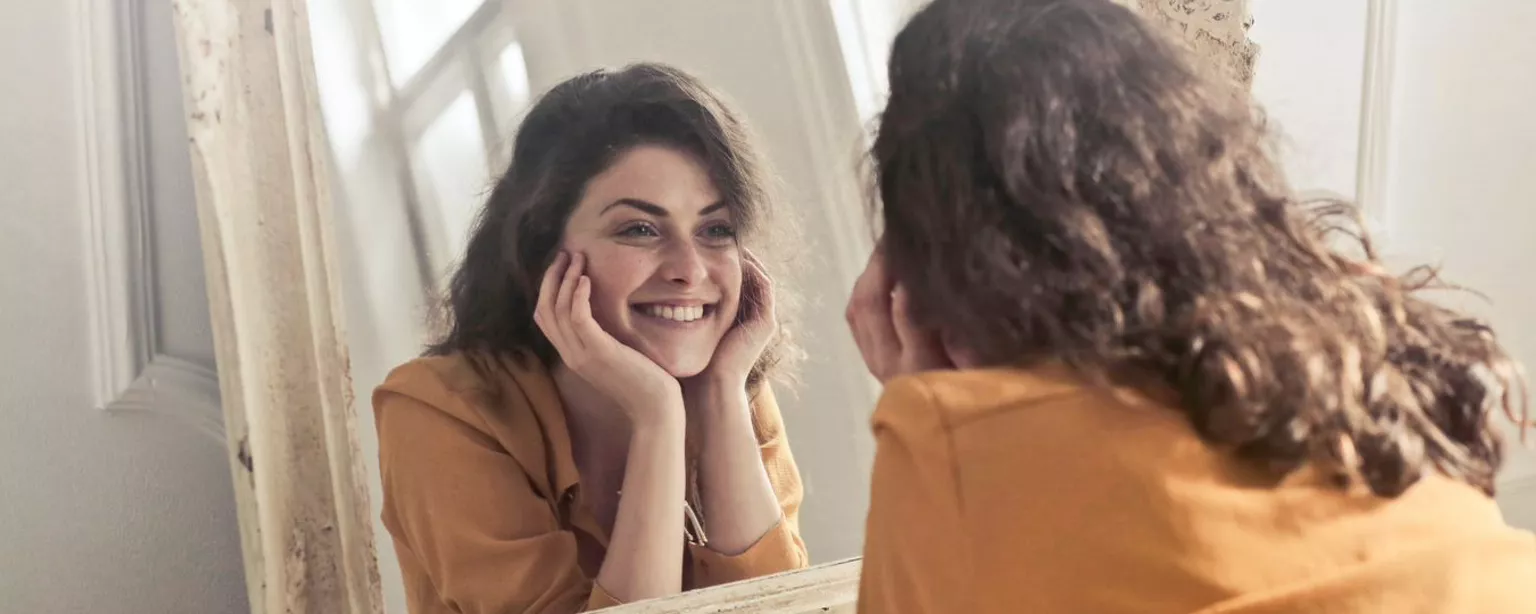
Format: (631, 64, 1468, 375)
(374, 353, 808, 613)
(859, 367, 1536, 613)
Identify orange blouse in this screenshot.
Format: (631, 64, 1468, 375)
(859, 367, 1536, 613)
(374, 353, 808, 613)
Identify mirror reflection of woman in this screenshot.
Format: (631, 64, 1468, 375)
(850, 0, 1536, 612)
(374, 64, 808, 614)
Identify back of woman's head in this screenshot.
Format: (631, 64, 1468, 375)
(874, 0, 1526, 496)
(430, 63, 794, 389)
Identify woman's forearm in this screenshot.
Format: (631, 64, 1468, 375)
(694, 382, 784, 555)
(595, 413, 687, 602)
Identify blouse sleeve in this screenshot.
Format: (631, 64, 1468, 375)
(375, 371, 618, 613)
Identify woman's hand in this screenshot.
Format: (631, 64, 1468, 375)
(535, 251, 684, 428)
(846, 246, 956, 383)
(693, 251, 778, 391)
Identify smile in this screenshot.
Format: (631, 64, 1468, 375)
(634, 303, 714, 324)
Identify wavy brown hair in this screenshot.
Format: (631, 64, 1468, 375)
(873, 0, 1527, 496)
(428, 63, 798, 391)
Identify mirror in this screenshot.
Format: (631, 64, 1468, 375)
(306, 1, 901, 611)
(164, 0, 1402, 611)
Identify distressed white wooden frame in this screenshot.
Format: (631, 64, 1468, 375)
(168, 0, 1255, 611)
(170, 1, 381, 612)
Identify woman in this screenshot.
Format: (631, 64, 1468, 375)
(849, 0, 1536, 612)
(374, 64, 808, 614)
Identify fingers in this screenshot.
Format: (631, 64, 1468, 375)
(553, 252, 586, 352)
(848, 250, 901, 380)
(555, 252, 582, 318)
(889, 286, 921, 348)
(535, 251, 570, 349)
(568, 275, 611, 353)
(740, 252, 776, 328)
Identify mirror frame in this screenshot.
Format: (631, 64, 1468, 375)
(168, 0, 1261, 611)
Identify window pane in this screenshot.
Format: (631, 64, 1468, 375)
(411, 92, 491, 270)
(308, 0, 372, 168)
(830, 0, 911, 130)
(372, 0, 487, 86)
(497, 41, 532, 110)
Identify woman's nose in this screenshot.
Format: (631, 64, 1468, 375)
(658, 240, 708, 286)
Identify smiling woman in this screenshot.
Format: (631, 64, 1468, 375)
(372, 63, 808, 613)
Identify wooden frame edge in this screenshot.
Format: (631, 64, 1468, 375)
(602, 560, 861, 614)
(170, 0, 381, 611)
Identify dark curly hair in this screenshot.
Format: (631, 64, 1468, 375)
(428, 63, 798, 391)
(873, 0, 1527, 497)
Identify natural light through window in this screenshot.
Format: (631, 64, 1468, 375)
(830, 0, 913, 134)
(308, 0, 372, 168)
(497, 41, 532, 110)
(412, 92, 492, 267)
(373, 0, 487, 85)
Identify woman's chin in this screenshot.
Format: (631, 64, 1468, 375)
(643, 349, 713, 380)
(658, 358, 710, 380)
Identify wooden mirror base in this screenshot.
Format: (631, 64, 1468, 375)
(603, 560, 861, 614)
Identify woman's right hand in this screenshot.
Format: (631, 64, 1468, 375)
(535, 251, 684, 429)
(847, 245, 958, 383)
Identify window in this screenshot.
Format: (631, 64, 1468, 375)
(829, 0, 922, 135)
(372, 0, 489, 85)
(310, 0, 534, 291)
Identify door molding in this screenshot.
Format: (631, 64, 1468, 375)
(77, 0, 224, 443)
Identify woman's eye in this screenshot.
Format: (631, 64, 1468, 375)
(702, 224, 737, 240)
(618, 223, 660, 238)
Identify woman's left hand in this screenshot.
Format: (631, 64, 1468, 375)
(694, 251, 778, 390)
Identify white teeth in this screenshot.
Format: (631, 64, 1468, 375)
(643, 304, 706, 322)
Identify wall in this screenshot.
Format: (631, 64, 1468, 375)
(1381, 0, 1536, 524)
(0, 0, 246, 611)
(1249, 0, 1368, 201)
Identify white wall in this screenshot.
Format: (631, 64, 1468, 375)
(0, 0, 246, 611)
(1249, 0, 1368, 201)
(1380, 1, 1536, 522)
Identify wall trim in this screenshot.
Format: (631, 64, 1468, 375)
(77, 0, 223, 443)
(1356, 0, 1399, 235)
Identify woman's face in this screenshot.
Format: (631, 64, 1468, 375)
(560, 145, 742, 378)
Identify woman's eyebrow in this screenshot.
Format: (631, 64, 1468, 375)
(600, 198, 727, 217)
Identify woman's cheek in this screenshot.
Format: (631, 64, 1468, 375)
(581, 248, 646, 319)
(711, 258, 745, 326)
